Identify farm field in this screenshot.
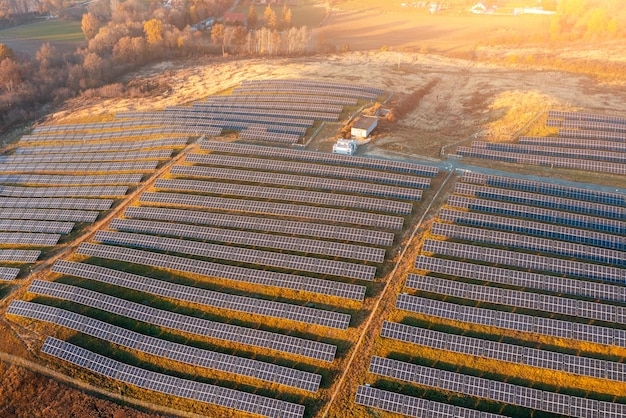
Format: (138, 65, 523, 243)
(0, 19, 84, 55)
(2, 2, 626, 418)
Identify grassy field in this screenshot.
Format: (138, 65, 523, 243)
(235, 0, 327, 28)
(0, 19, 84, 42)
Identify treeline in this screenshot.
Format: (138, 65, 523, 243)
(550, 0, 624, 40)
(0, 0, 318, 134)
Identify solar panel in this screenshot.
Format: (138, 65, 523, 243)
(76, 243, 366, 301)
(29, 280, 337, 362)
(200, 141, 439, 176)
(52, 260, 351, 330)
(0, 267, 20, 281)
(93, 230, 377, 281)
(13, 138, 188, 154)
(3, 150, 172, 164)
(185, 153, 431, 188)
(0, 208, 99, 223)
(241, 79, 385, 95)
(519, 136, 626, 153)
(469, 141, 626, 164)
(109, 218, 385, 263)
(124, 206, 394, 246)
(0, 249, 40, 262)
(192, 101, 344, 114)
(8, 300, 321, 392)
(202, 93, 357, 106)
(0, 185, 128, 198)
(0, 219, 74, 234)
(41, 337, 306, 418)
(0, 161, 159, 174)
(0, 232, 60, 246)
(548, 110, 626, 125)
(158, 176, 414, 214)
(139, 192, 404, 230)
(0, 197, 112, 211)
(0, 174, 143, 186)
(173, 163, 424, 201)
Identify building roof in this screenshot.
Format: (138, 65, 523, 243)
(352, 116, 378, 130)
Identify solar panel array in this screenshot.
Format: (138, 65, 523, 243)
(368, 355, 625, 418)
(157, 176, 413, 214)
(185, 153, 430, 188)
(381, 321, 626, 382)
(414, 255, 626, 304)
(431, 222, 626, 267)
(241, 79, 384, 95)
(52, 260, 351, 330)
(200, 141, 439, 176)
(0, 232, 61, 246)
(28, 280, 338, 362)
(0, 197, 112, 211)
(0, 267, 20, 281)
(0, 219, 74, 234)
(32, 120, 165, 133)
(8, 301, 322, 392)
(0, 161, 159, 174)
(176, 163, 423, 201)
(0, 249, 40, 262)
(175, 105, 341, 122)
(406, 274, 626, 325)
(1, 150, 172, 164)
(13, 138, 188, 154)
(41, 337, 306, 418)
(439, 208, 625, 251)
(0, 185, 128, 198)
(233, 85, 378, 101)
(355, 385, 508, 418)
(203, 93, 357, 106)
(19, 126, 220, 142)
(140, 192, 404, 230)
(0, 174, 143, 186)
(109, 218, 385, 263)
(77, 243, 366, 301)
(193, 101, 343, 114)
(458, 110, 626, 174)
(92, 230, 376, 281)
(447, 194, 626, 235)
(0, 208, 98, 222)
(124, 206, 394, 246)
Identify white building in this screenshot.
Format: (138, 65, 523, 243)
(351, 116, 378, 139)
(333, 139, 358, 155)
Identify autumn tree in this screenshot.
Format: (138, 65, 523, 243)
(81, 12, 100, 40)
(144, 18, 164, 45)
(281, 4, 292, 28)
(247, 4, 257, 28)
(263, 4, 277, 29)
(211, 23, 225, 55)
(0, 44, 15, 61)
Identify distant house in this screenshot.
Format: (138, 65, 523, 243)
(223, 12, 247, 25)
(351, 116, 378, 139)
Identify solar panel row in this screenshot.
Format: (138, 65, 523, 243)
(548, 110, 626, 125)
(557, 129, 626, 142)
(423, 238, 626, 283)
(232, 86, 378, 101)
(469, 141, 626, 164)
(519, 136, 626, 153)
(0, 174, 143, 186)
(0, 219, 74, 234)
(13, 138, 188, 155)
(76, 243, 366, 301)
(431, 222, 626, 267)
(41, 337, 306, 418)
(173, 105, 341, 122)
(204, 93, 357, 106)
(52, 260, 351, 330)
(139, 192, 404, 230)
(109, 218, 385, 263)
(414, 256, 626, 304)
(457, 147, 626, 175)
(0, 249, 40, 262)
(0, 208, 98, 223)
(240, 79, 385, 95)
(175, 163, 423, 201)
(92, 231, 377, 281)
(0, 185, 128, 198)
(355, 385, 507, 418)
(238, 129, 301, 143)
(0, 267, 20, 281)
(460, 172, 626, 208)
(0, 232, 60, 246)
(439, 208, 626, 251)
(2, 150, 173, 164)
(554, 119, 626, 134)
(0, 161, 159, 174)
(19, 127, 218, 142)
(186, 153, 430, 188)
(164, 108, 314, 129)
(0, 197, 112, 211)
(32, 120, 164, 133)
(200, 141, 439, 176)
(381, 321, 626, 382)
(447, 195, 626, 235)
(124, 206, 393, 246)
(406, 274, 625, 325)
(454, 183, 626, 220)
(368, 355, 621, 418)
(396, 293, 626, 346)
(8, 301, 321, 392)
(193, 101, 343, 114)
(29, 280, 338, 362)
(157, 176, 413, 215)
